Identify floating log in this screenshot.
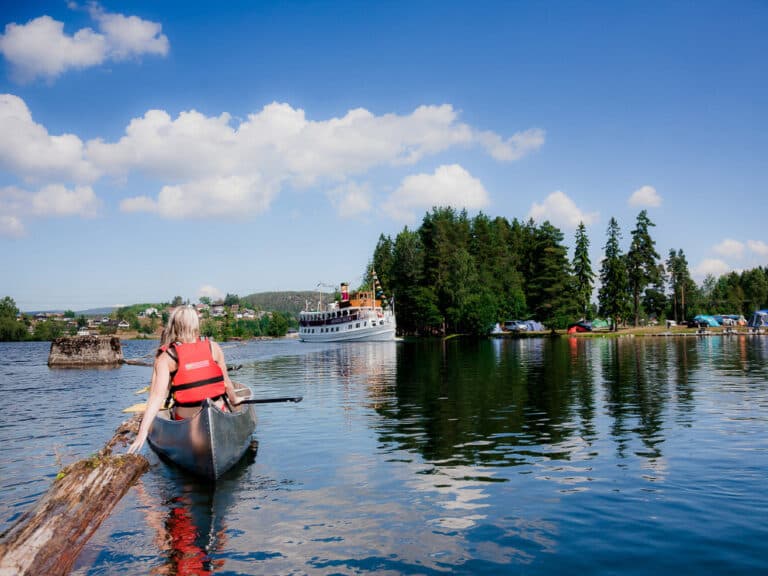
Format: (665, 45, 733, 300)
(0, 415, 149, 576)
(48, 335, 123, 367)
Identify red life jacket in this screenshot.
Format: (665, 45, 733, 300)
(166, 338, 225, 407)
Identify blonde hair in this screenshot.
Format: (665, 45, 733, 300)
(161, 306, 200, 348)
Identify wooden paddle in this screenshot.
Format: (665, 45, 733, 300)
(237, 396, 303, 405)
(122, 396, 302, 413)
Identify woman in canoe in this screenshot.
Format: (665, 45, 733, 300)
(128, 306, 241, 454)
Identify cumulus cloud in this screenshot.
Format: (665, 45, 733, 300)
(87, 3, 169, 60)
(383, 164, 489, 222)
(198, 285, 224, 302)
(476, 128, 546, 161)
(0, 4, 168, 83)
(0, 94, 97, 183)
(327, 181, 372, 218)
(0, 214, 25, 238)
(104, 103, 534, 219)
(628, 185, 661, 208)
(713, 238, 745, 259)
(526, 190, 598, 230)
(3, 95, 542, 221)
(0, 183, 100, 236)
(694, 258, 733, 279)
(747, 240, 768, 256)
(120, 175, 275, 219)
(30, 184, 101, 217)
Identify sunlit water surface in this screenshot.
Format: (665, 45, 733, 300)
(1, 336, 767, 575)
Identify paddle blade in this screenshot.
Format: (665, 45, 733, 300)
(123, 402, 147, 413)
(240, 396, 303, 405)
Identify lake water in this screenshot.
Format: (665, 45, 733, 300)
(1, 336, 767, 575)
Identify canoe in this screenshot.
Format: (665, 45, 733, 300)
(147, 390, 257, 479)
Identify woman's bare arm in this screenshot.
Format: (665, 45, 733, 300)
(211, 341, 240, 405)
(128, 353, 172, 454)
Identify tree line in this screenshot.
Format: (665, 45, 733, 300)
(366, 207, 768, 335)
(0, 296, 291, 342)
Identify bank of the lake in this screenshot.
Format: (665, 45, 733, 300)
(1, 336, 767, 575)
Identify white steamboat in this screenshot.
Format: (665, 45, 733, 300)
(299, 285, 396, 342)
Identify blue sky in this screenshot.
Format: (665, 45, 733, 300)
(1, 1, 766, 311)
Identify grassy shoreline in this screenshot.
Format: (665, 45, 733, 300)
(492, 325, 763, 338)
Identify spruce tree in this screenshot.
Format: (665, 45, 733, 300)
(572, 222, 594, 319)
(626, 210, 661, 326)
(598, 217, 629, 331)
(526, 221, 574, 329)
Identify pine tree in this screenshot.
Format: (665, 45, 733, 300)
(390, 227, 426, 335)
(572, 222, 594, 319)
(626, 210, 661, 326)
(526, 221, 574, 329)
(666, 249, 696, 322)
(598, 217, 629, 331)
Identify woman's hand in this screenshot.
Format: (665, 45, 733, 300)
(127, 433, 146, 454)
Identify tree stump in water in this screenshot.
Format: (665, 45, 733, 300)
(0, 415, 149, 576)
(48, 335, 123, 367)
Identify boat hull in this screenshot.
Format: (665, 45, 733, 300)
(148, 399, 256, 479)
(299, 322, 396, 342)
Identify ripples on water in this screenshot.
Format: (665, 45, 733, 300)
(1, 336, 767, 575)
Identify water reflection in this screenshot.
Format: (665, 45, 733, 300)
(135, 445, 257, 575)
(379, 336, 768, 492)
(5, 337, 767, 574)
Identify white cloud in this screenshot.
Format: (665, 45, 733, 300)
(122, 175, 275, 219)
(198, 285, 224, 302)
(383, 164, 489, 222)
(0, 4, 168, 83)
(30, 184, 100, 217)
(0, 183, 100, 235)
(0, 94, 98, 183)
(327, 182, 372, 218)
(0, 214, 25, 238)
(101, 102, 534, 219)
(87, 3, 169, 60)
(628, 185, 662, 208)
(713, 238, 745, 259)
(4, 95, 542, 221)
(476, 128, 545, 161)
(747, 240, 768, 256)
(526, 190, 598, 230)
(694, 258, 733, 279)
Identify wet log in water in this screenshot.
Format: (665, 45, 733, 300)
(0, 415, 149, 576)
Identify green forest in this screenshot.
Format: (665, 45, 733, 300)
(364, 207, 768, 336)
(2, 206, 767, 341)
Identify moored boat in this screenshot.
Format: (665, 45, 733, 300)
(299, 279, 396, 343)
(147, 388, 257, 479)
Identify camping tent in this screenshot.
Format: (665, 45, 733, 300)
(591, 318, 612, 330)
(694, 314, 720, 327)
(522, 320, 545, 332)
(748, 310, 768, 328)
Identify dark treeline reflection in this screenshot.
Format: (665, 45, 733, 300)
(375, 336, 768, 469)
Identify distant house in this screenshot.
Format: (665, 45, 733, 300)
(117, 320, 130, 329)
(210, 305, 226, 318)
(139, 307, 159, 318)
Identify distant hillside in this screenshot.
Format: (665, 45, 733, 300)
(241, 291, 332, 318)
(24, 306, 118, 316)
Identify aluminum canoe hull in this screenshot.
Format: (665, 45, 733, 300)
(147, 399, 256, 479)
